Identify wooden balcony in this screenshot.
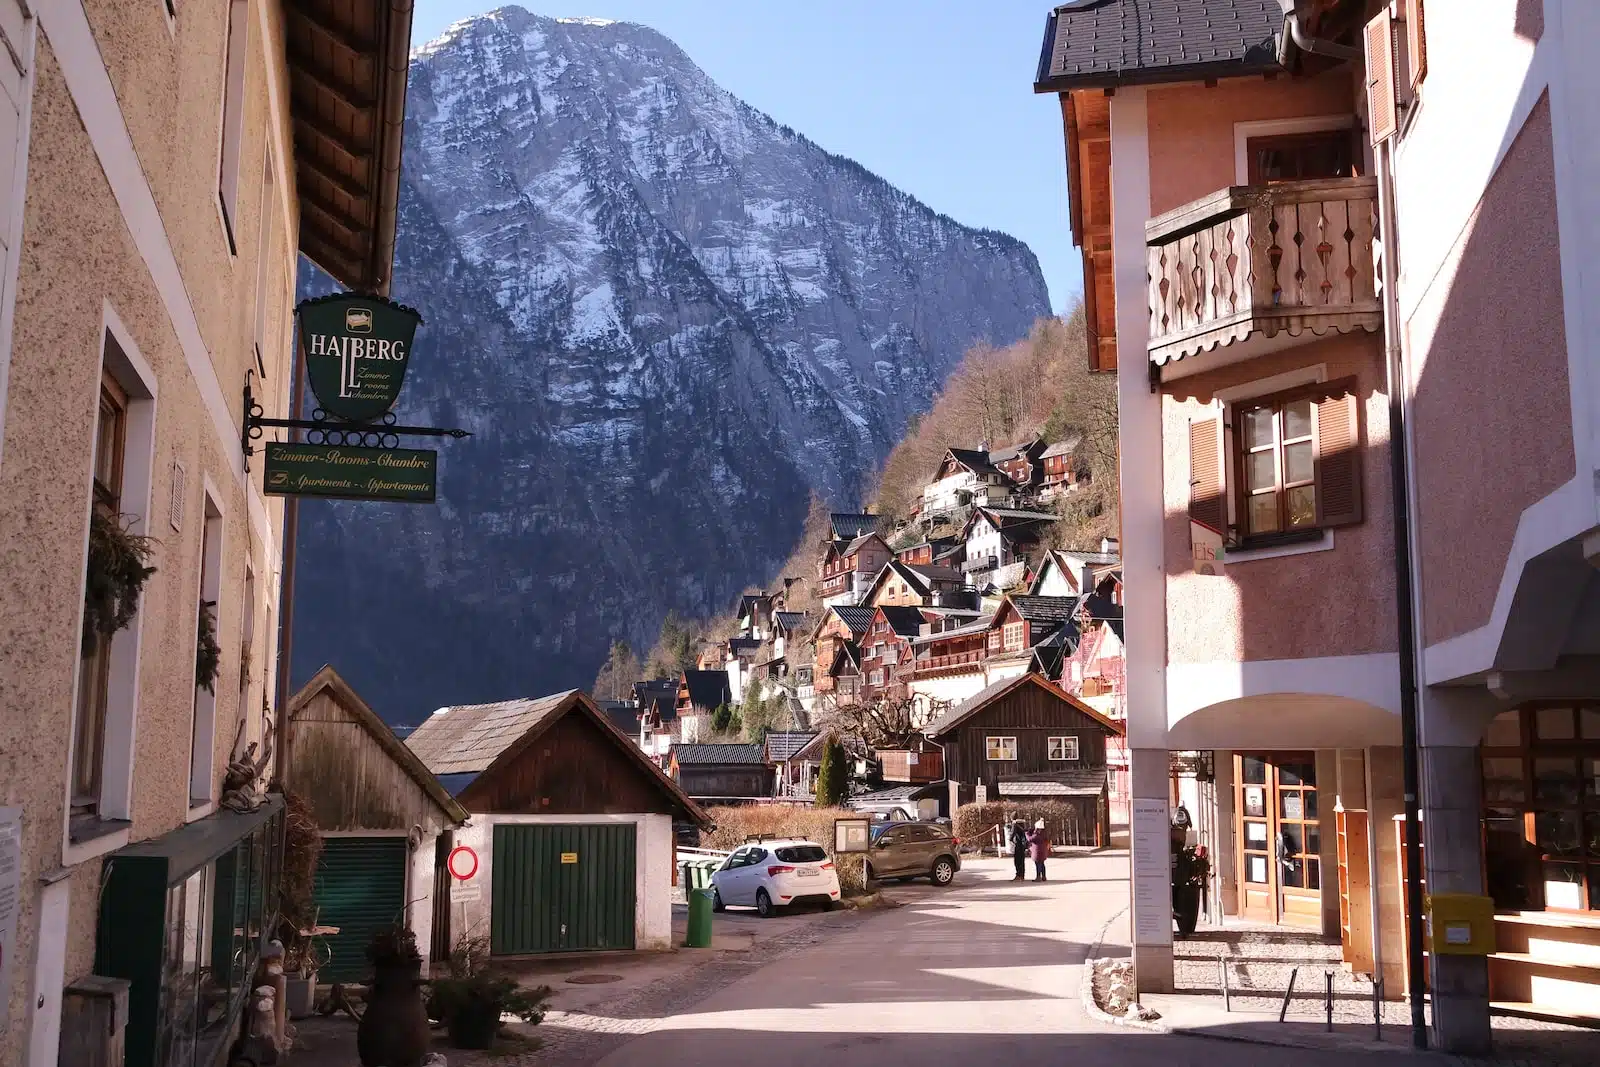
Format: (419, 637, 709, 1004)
(1145, 177, 1381, 367)
(911, 650, 985, 675)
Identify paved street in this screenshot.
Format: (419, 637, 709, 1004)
(583, 852, 1415, 1067)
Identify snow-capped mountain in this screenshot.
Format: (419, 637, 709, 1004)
(290, 7, 1052, 719)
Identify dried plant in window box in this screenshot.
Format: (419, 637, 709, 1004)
(196, 599, 221, 692)
(83, 510, 156, 655)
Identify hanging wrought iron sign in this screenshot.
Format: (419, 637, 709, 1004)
(297, 292, 421, 422)
(242, 292, 471, 491)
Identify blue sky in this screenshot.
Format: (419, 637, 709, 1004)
(409, 1, 1083, 313)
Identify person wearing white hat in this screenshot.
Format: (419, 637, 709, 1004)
(1026, 819, 1049, 881)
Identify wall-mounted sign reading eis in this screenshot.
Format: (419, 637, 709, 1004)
(296, 292, 422, 422)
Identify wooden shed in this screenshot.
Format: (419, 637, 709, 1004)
(283, 666, 468, 979)
(406, 690, 708, 954)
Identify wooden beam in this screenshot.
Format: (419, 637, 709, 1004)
(288, 6, 378, 60)
(300, 230, 369, 289)
(300, 184, 373, 238)
(298, 151, 374, 206)
(288, 56, 377, 113)
(292, 114, 371, 166)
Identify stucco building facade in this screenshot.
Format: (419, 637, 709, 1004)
(0, 2, 411, 1065)
(1037, 0, 1600, 1053)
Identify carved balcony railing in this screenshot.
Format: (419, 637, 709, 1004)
(1145, 177, 1381, 367)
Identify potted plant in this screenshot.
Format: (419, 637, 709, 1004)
(356, 925, 432, 1067)
(1172, 843, 1210, 937)
(427, 934, 551, 1050)
(428, 972, 550, 1050)
(275, 791, 324, 1018)
(82, 510, 155, 655)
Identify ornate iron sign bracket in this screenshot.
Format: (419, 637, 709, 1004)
(241, 374, 470, 471)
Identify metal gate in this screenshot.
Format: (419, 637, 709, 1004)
(491, 823, 635, 955)
(313, 836, 409, 982)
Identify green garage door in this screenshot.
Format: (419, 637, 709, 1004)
(313, 836, 409, 982)
(491, 823, 635, 955)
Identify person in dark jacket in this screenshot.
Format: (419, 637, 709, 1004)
(1027, 819, 1049, 881)
(1009, 819, 1028, 881)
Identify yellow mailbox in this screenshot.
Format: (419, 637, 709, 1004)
(1424, 893, 1497, 955)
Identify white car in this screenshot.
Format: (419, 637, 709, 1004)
(710, 838, 841, 917)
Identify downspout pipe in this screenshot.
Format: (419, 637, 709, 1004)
(1376, 135, 1429, 1053)
(1277, 6, 1363, 66)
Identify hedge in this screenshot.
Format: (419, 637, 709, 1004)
(700, 805, 867, 893)
(953, 801, 1095, 850)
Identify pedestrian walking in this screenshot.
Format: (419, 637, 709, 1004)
(1027, 818, 1049, 881)
(1009, 818, 1028, 881)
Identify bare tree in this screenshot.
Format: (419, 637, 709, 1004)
(814, 692, 918, 750)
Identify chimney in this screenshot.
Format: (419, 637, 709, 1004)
(1101, 537, 1119, 555)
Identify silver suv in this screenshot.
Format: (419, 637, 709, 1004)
(865, 821, 961, 886)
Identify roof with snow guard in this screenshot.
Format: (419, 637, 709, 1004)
(830, 513, 880, 540)
(1033, 0, 1285, 93)
(922, 672, 1123, 740)
(830, 605, 877, 636)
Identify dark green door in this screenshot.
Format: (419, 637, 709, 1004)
(313, 836, 409, 982)
(491, 824, 636, 955)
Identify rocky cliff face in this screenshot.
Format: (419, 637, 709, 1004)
(291, 7, 1052, 721)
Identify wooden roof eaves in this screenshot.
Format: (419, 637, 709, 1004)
(286, 0, 412, 295)
(287, 665, 469, 825)
(468, 691, 712, 826)
(925, 672, 1124, 739)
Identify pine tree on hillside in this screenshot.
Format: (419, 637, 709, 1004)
(815, 735, 850, 807)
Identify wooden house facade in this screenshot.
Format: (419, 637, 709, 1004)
(407, 690, 707, 955)
(283, 667, 468, 977)
(820, 532, 892, 605)
(924, 673, 1123, 844)
(860, 606, 924, 702)
(670, 743, 773, 801)
(812, 605, 873, 698)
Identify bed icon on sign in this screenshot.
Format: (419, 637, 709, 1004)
(344, 307, 373, 333)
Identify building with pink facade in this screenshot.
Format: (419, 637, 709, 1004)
(1036, 0, 1600, 1052)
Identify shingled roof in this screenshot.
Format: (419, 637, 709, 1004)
(765, 730, 819, 763)
(681, 670, 732, 710)
(830, 605, 877, 637)
(1034, 0, 1284, 92)
(922, 672, 1124, 740)
(674, 743, 768, 766)
(829, 513, 880, 540)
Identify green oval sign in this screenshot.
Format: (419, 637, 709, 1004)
(297, 293, 422, 422)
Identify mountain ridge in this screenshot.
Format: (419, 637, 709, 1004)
(290, 7, 1052, 721)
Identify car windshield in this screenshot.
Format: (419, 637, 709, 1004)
(774, 845, 827, 863)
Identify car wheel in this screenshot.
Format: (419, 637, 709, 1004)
(931, 857, 956, 886)
(756, 889, 776, 918)
(711, 888, 725, 913)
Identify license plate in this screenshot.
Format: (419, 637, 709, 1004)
(796, 867, 820, 878)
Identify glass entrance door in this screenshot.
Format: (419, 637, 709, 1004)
(1235, 752, 1322, 928)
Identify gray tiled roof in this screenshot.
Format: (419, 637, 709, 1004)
(1040, 436, 1081, 459)
(765, 730, 819, 762)
(832, 605, 876, 636)
(674, 743, 768, 766)
(406, 691, 580, 776)
(999, 766, 1107, 796)
(1010, 595, 1082, 625)
(1035, 0, 1284, 91)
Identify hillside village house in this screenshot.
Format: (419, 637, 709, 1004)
(670, 743, 773, 803)
(863, 558, 970, 610)
(921, 447, 1012, 517)
(1036, 0, 1600, 1048)
(675, 669, 731, 743)
(961, 507, 1058, 588)
(986, 438, 1047, 490)
(0, 3, 413, 1065)
(1038, 437, 1085, 499)
(819, 531, 892, 607)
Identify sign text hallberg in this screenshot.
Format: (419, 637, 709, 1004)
(297, 293, 421, 423)
(264, 443, 437, 503)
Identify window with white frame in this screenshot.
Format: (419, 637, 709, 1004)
(986, 736, 1017, 761)
(1004, 621, 1025, 651)
(1048, 736, 1080, 762)
(71, 323, 157, 840)
(987, 630, 1002, 653)
(188, 492, 224, 808)
(217, 0, 249, 251)
(869, 669, 884, 686)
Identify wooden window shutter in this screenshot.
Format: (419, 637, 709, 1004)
(1407, 0, 1427, 90)
(1365, 9, 1398, 144)
(1188, 416, 1224, 534)
(1313, 380, 1363, 528)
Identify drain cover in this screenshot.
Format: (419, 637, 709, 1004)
(565, 973, 623, 985)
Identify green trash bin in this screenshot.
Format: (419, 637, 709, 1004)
(684, 886, 715, 948)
